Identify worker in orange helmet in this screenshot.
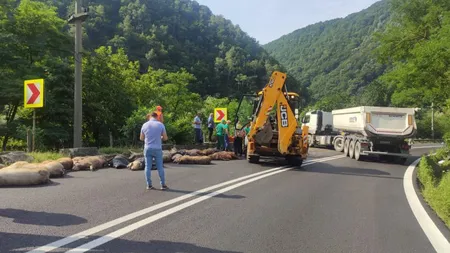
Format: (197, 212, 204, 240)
(155, 106, 164, 123)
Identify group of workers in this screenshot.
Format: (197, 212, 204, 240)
(207, 114, 250, 156)
(139, 106, 253, 190)
(147, 106, 251, 157)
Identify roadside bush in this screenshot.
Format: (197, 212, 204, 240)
(424, 172, 450, 227)
(444, 132, 450, 149)
(417, 148, 450, 227)
(418, 156, 441, 188)
(163, 114, 196, 144)
(442, 160, 450, 171)
(0, 136, 27, 151)
(432, 147, 450, 162)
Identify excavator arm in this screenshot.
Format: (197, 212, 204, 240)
(276, 92, 298, 154)
(247, 71, 299, 155)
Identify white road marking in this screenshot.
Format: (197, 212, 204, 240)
(403, 158, 450, 253)
(27, 155, 344, 253)
(66, 155, 344, 252)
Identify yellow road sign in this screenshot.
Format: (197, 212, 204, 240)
(214, 108, 227, 123)
(24, 79, 44, 108)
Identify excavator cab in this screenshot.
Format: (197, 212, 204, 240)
(234, 71, 309, 166)
(235, 92, 300, 129)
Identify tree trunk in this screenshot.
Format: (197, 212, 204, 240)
(93, 128, 100, 148)
(2, 102, 19, 151)
(109, 130, 113, 147)
(132, 128, 137, 147)
(2, 135, 10, 151)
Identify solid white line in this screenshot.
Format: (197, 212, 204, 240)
(27, 155, 343, 253)
(403, 158, 450, 253)
(66, 155, 344, 252)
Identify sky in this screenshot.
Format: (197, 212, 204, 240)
(195, 0, 381, 45)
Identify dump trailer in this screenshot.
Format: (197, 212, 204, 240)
(331, 106, 417, 163)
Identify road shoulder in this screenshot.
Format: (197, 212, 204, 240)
(404, 157, 450, 252)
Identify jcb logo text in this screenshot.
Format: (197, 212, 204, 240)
(280, 105, 288, 127)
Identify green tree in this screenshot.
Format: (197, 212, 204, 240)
(0, 0, 70, 150)
(375, 0, 450, 108)
(123, 67, 203, 144)
(82, 46, 139, 147)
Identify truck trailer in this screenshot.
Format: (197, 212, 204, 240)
(302, 106, 417, 164)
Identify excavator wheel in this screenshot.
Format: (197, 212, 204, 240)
(248, 155, 260, 164)
(286, 156, 303, 167)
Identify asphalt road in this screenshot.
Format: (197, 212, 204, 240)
(0, 144, 445, 253)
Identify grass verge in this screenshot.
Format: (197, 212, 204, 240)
(29, 152, 66, 163)
(417, 146, 450, 228)
(21, 147, 140, 164)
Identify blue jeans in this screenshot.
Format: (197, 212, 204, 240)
(194, 128, 202, 143)
(224, 134, 229, 150)
(144, 147, 165, 186)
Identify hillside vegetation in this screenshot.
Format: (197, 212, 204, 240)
(0, 0, 299, 150)
(1, 0, 449, 151)
(265, 0, 450, 140)
(376, 0, 450, 140)
(264, 0, 390, 104)
(45, 0, 300, 98)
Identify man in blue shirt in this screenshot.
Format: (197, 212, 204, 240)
(207, 113, 214, 142)
(140, 112, 169, 190)
(193, 112, 203, 144)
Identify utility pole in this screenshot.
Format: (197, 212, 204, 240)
(431, 102, 435, 141)
(68, 0, 88, 148)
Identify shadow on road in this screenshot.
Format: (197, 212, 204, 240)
(357, 155, 422, 166)
(287, 154, 419, 180)
(0, 232, 243, 253)
(165, 188, 246, 199)
(0, 209, 87, 227)
(53, 173, 75, 179)
(0, 180, 61, 188)
(252, 158, 291, 167)
(299, 165, 404, 180)
(100, 238, 243, 253)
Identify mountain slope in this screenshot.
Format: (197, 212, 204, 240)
(40, 0, 299, 98)
(263, 0, 391, 102)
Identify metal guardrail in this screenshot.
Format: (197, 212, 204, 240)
(409, 139, 444, 144)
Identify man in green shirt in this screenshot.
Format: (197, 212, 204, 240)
(223, 120, 231, 151)
(244, 126, 250, 135)
(244, 124, 251, 155)
(216, 120, 226, 150)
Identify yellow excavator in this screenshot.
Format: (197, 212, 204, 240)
(234, 71, 309, 166)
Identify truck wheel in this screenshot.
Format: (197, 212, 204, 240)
(349, 140, 355, 159)
(344, 139, 350, 157)
(248, 155, 260, 164)
(334, 138, 344, 152)
(354, 141, 361, 161)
